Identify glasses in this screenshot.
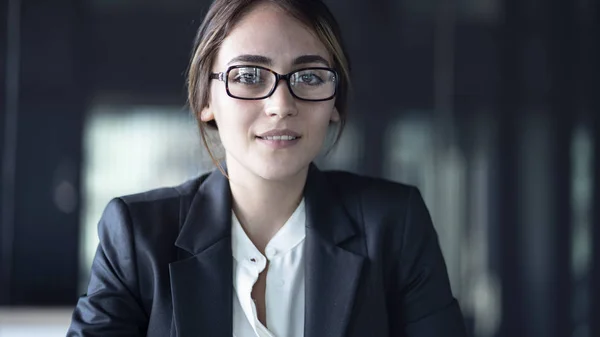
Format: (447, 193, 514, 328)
(209, 65, 338, 101)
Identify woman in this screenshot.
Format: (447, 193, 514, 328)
(68, 0, 467, 336)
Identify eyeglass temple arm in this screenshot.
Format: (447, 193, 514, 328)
(209, 72, 226, 82)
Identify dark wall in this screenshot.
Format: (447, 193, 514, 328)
(0, 0, 10, 307)
(592, 0, 600, 334)
(1, 0, 86, 305)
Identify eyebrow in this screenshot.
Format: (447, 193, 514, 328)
(226, 54, 331, 67)
(293, 55, 330, 66)
(227, 54, 272, 66)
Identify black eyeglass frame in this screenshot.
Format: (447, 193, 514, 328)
(209, 65, 339, 101)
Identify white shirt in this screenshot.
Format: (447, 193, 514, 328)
(231, 199, 306, 337)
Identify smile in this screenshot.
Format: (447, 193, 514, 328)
(255, 131, 302, 149)
(257, 135, 299, 141)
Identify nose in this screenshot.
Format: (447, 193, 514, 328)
(264, 79, 298, 118)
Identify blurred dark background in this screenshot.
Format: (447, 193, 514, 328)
(0, 0, 599, 336)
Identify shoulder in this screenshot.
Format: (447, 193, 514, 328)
(97, 173, 210, 250)
(117, 173, 206, 209)
(322, 170, 418, 210)
(111, 171, 211, 221)
(322, 170, 432, 248)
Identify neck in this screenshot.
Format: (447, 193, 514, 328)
(226, 158, 308, 252)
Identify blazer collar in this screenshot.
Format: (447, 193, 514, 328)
(303, 163, 357, 244)
(175, 163, 358, 253)
(174, 164, 232, 255)
(170, 163, 365, 337)
(170, 166, 233, 337)
(303, 164, 365, 337)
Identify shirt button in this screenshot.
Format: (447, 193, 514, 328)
(276, 279, 285, 287)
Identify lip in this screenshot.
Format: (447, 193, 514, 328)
(255, 128, 301, 150)
(256, 136, 301, 149)
(256, 129, 301, 138)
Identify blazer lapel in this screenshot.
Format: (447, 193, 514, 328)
(169, 168, 233, 337)
(304, 165, 366, 337)
(168, 164, 365, 337)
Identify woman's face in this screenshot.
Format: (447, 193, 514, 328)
(201, 3, 339, 182)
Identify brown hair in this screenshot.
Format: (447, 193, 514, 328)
(187, 0, 351, 169)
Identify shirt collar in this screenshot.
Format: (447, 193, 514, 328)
(232, 198, 306, 262)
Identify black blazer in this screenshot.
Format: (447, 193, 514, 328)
(68, 164, 467, 337)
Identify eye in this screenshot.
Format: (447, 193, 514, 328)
(293, 70, 325, 86)
(230, 67, 266, 85)
(236, 73, 257, 84)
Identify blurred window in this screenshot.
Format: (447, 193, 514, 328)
(79, 104, 213, 291)
(314, 122, 363, 173)
(383, 113, 466, 294)
(570, 124, 593, 337)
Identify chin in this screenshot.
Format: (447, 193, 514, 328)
(225, 151, 312, 183)
(253, 161, 309, 182)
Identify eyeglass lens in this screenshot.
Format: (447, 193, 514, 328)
(226, 66, 336, 100)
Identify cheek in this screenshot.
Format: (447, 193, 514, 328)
(212, 99, 256, 141)
(307, 104, 337, 132)
(303, 108, 336, 149)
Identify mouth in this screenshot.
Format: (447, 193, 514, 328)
(256, 135, 300, 141)
(255, 129, 301, 141)
(255, 129, 302, 148)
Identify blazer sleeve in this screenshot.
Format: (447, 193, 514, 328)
(388, 187, 468, 337)
(67, 198, 148, 336)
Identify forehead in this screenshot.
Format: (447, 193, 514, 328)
(215, 3, 331, 69)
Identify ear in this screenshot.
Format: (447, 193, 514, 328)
(330, 106, 340, 122)
(200, 106, 215, 122)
